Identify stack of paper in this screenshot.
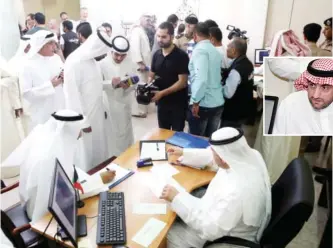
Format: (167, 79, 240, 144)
(132, 218, 167, 247)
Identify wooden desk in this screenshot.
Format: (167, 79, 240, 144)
(31, 128, 216, 248)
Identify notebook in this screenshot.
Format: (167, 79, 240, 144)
(76, 163, 134, 200)
(166, 132, 210, 149)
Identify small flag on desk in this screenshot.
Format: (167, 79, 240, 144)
(73, 165, 84, 194)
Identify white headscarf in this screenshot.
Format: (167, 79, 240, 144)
(66, 27, 112, 63)
(6, 109, 86, 222)
(112, 35, 130, 54)
(28, 30, 57, 58)
(210, 127, 272, 241)
(7, 34, 31, 76)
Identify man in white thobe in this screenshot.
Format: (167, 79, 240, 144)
(63, 27, 112, 170)
(0, 0, 25, 60)
(0, 58, 22, 171)
(19, 30, 65, 133)
(98, 36, 136, 157)
(161, 127, 272, 248)
(2, 110, 116, 223)
(129, 14, 152, 118)
(273, 58, 333, 135)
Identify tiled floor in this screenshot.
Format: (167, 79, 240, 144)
(1, 106, 330, 247)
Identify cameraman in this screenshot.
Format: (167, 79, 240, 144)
(150, 22, 189, 131)
(221, 38, 254, 128)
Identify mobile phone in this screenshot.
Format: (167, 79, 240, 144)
(58, 69, 64, 78)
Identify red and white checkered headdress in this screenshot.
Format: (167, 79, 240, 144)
(294, 59, 333, 90)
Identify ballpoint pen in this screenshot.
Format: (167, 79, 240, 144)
(156, 142, 159, 151)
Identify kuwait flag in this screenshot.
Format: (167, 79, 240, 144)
(73, 165, 84, 194)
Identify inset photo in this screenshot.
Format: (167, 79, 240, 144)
(264, 57, 333, 135)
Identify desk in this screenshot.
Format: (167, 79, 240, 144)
(31, 128, 216, 248)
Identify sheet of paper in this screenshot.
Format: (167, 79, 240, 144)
(146, 174, 186, 199)
(78, 236, 93, 248)
(76, 166, 90, 182)
(140, 142, 166, 160)
(79, 163, 132, 200)
(133, 203, 167, 215)
(150, 163, 179, 178)
(132, 218, 167, 247)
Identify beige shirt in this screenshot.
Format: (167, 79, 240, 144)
(307, 42, 332, 56)
(319, 39, 332, 52)
(174, 34, 192, 52)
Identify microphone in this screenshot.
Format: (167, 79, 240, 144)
(113, 75, 140, 88)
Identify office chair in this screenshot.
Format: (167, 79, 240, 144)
(203, 157, 315, 248)
(1, 156, 117, 248)
(1, 183, 47, 248)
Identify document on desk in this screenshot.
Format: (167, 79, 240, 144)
(78, 163, 134, 200)
(78, 236, 93, 248)
(132, 217, 167, 247)
(147, 174, 186, 199)
(133, 203, 167, 215)
(150, 163, 179, 178)
(140, 141, 167, 160)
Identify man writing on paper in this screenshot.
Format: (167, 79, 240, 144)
(161, 127, 271, 248)
(98, 36, 136, 157)
(273, 59, 333, 135)
(20, 30, 65, 132)
(2, 110, 116, 223)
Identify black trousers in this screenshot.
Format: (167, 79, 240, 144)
(157, 104, 187, 131)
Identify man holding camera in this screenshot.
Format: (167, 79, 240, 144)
(221, 38, 254, 128)
(150, 22, 189, 131)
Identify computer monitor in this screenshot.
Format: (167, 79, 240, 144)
(264, 95, 279, 134)
(48, 159, 78, 247)
(254, 49, 269, 65)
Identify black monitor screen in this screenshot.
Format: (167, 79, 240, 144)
(48, 159, 77, 247)
(55, 172, 75, 225)
(264, 95, 279, 134)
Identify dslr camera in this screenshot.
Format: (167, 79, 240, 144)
(136, 81, 159, 105)
(226, 25, 248, 40)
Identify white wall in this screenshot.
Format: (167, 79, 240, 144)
(198, 0, 269, 63)
(264, 0, 332, 47)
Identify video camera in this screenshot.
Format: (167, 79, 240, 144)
(226, 25, 248, 40)
(136, 81, 159, 105)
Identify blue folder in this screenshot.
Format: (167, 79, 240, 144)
(166, 132, 210, 149)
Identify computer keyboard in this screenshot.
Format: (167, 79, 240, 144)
(96, 191, 126, 245)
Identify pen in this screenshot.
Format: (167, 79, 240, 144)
(156, 143, 159, 151)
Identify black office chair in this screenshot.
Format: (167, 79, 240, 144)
(1, 183, 47, 248)
(1, 156, 117, 248)
(204, 157, 315, 248)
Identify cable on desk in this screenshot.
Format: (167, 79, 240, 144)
(86, 215, 98, 219)
(37, 216, 54, 244)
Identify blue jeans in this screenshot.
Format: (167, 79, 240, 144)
(188, 105, 223, 137)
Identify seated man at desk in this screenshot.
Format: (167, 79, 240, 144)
(161, 127, 271, 248)
(2, 110, 116, 223)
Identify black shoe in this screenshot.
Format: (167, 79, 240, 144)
(315, 175, 326, 184)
